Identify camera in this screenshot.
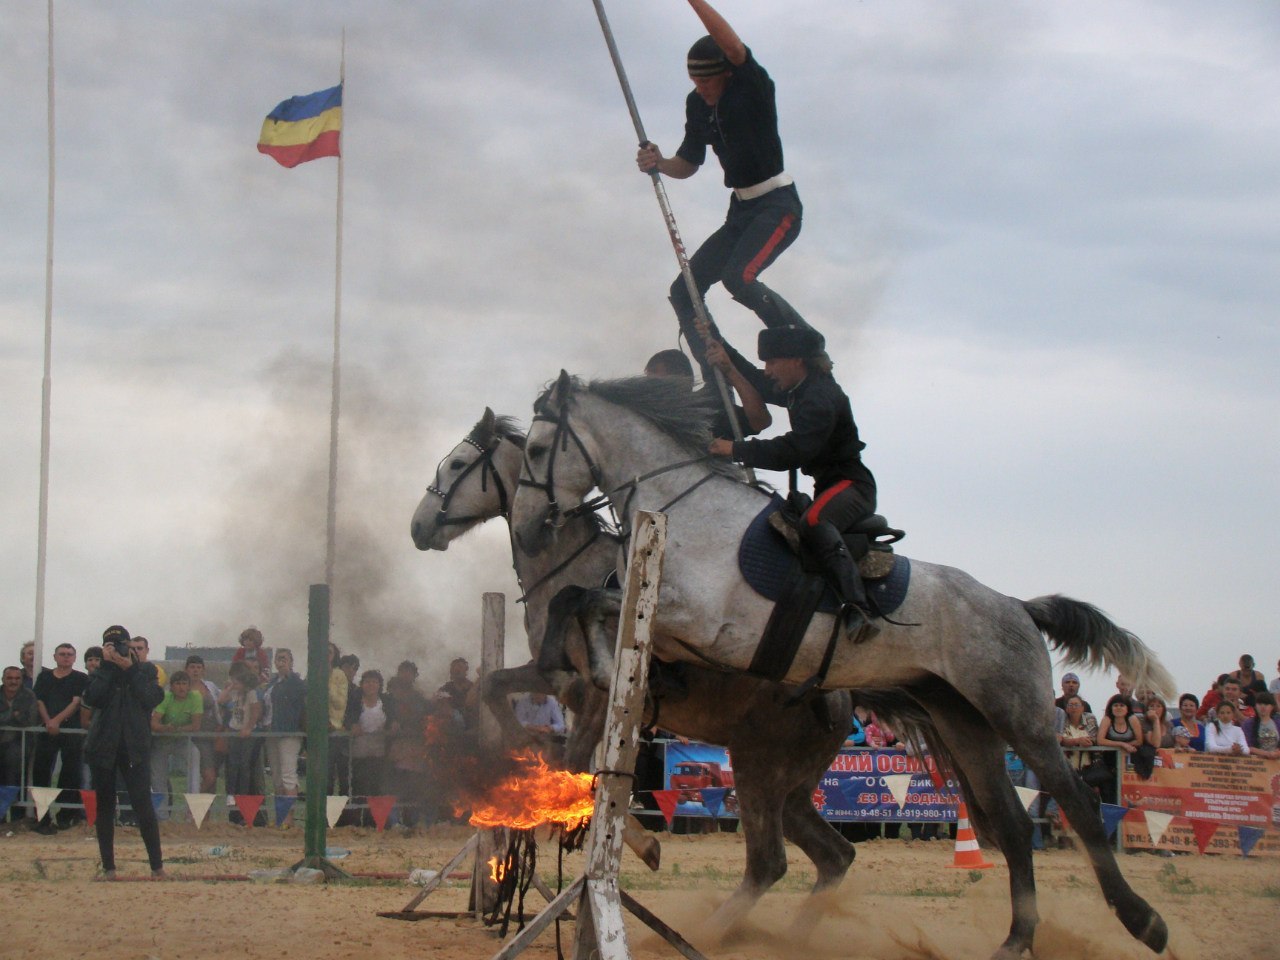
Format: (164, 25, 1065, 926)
(102, 624, 132, 656)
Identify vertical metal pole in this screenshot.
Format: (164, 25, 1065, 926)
(303, 584, 331, 861)
(589, 0, 744, 443)
(473, 593, 506, 917)
(324, 36, 346, 593)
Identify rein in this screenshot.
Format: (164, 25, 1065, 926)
(426, 436, 511, 526)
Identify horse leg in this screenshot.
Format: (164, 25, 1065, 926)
(916, 690, 1040, 960)
(1019, 733, 1168, 952)
(778, 784, 857, 942)
(480, 662, 553, 751)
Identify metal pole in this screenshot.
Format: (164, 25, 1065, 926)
(324, 33, 346, 592)
(590, 0, 744, 443)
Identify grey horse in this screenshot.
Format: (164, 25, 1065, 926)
(511, 373, 1175, 959)
(410, 409, 856, 941)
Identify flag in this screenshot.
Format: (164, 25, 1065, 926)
(257, 84, 342, 168)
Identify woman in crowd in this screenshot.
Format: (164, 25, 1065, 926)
(347, 670, 390, 827)
(1098, 694, 1144, 756)
(1172, 694, 1206, 752)
(1203, 700, 1249, 756)
(219, 660, 264, 825)
(262, 648, 307, 826)
(183, 655, 221, 794)
(1141, 698, 1176, 748)
(1245, 691, 1279, 759)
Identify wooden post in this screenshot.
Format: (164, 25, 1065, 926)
(473, 593, 506, 918)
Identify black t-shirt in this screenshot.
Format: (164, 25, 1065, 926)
(676, 48, 784, 189)
(34, 669, 90, 728)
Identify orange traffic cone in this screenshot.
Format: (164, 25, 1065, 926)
(947, 800, 994, 869)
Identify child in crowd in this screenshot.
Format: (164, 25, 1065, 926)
(150, 670, 202, 820)
(232, 627, 271, 684)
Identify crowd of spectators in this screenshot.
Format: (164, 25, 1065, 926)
(1, 627, 570, 832)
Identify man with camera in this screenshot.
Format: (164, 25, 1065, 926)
(83, 625, 166, 878)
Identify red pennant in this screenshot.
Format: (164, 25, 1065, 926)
(367, 795, 396, 832)
(232, 795, 265, 828)
(652, 790, 679, 825)
(80, 790, 97, 828)
(1189, 818, 1219, 854)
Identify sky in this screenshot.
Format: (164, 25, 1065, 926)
(2, 1, 1277, 703)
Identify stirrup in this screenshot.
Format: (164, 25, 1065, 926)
(841, 603, 880, 644)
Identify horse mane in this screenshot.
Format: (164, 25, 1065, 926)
(467, 413, 526, 450)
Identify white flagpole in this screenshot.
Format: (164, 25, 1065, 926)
(324, 32, 345, 593)
(34, 0, 57, 674)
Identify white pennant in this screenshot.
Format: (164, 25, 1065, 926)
(883, 774, 914, 810)
(326, 795, 349, 828)
(1144, 810, 1175, 846)
(30, 786, 61, 822)
(185, 793, 215, 829)
(1014, 786, 1041, 812)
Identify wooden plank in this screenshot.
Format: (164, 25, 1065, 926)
(619, 890, 710, 960)
(474, 592, 507, 917)
(490, 876, 585, 960)
(398, 832, 479, 913)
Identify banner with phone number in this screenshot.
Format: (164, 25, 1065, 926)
(662, 743, 959, 821)
(1120, 750, 1280, 856)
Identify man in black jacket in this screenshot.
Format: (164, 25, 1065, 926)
(83, 625, 165, 878)
(709, 325, 879, 641)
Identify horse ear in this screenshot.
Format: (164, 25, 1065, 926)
(553, 370, 572, 402)
(481, 407, 495, 432)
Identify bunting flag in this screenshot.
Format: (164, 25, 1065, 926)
(257, 85, 342, 168)
(326, 795, 349, 828)
(883, 774, 914, 811)
(651, 790, 679, 825)
(1143, 810, 1175, 846)
(0, 785, 19, 820)
(151, 791, 165, 812)
(700, 788, 729, 818)
(1237, 825, 1264, 858)
(1099, 803, 1128, 839)
(1014, 786, 1041, 812)
(30, 786, 60, 822)
(1189, 818, 1219, 855)
(230, 794, 265, 828)
(185, 793, 215, 829)
(367, 796, 396, 832)
(274, 795, 299, 827)
(79, 790, 97, 827)
(836, 779, 865, 812)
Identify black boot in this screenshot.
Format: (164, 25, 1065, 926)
(801, 521, 880, 643)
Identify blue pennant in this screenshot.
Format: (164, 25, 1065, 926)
(1237, 825, 1264, 858)
(275, 795, 298, 826)
(700, 787, 729, 818)
(151, 791, 165, 812)
(0, 785, 19, 820)
(1099, 803, 1128, 839)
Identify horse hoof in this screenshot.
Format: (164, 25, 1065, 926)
(641, 842, 661, 872)
(1140, 913, 1168, 954)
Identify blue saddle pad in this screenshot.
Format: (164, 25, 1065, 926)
(738, 496, 911, 616)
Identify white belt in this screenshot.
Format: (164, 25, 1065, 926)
(733, 172, 793, 201)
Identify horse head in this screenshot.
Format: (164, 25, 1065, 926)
(410, 407, 524, 551)
(513, 371, 604, 556)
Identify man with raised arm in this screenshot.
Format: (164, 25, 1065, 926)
(637, 0, 806, 376)
(708, 325, 879, 642)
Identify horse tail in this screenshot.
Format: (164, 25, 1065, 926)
(1022, 594, 1176, 701)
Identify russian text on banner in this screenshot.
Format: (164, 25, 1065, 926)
(257, 85, 342, 168)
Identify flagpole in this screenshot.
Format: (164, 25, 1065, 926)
(34, 0, 57, 675)
(324, 32, 345, 593)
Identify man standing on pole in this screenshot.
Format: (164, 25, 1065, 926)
(636, 0, 807, 377)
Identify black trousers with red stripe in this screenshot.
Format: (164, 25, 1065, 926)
(672, 184, 804, 364)
(802, 479, 876, 538)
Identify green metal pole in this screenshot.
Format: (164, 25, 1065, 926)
(303, 583, 330, 861)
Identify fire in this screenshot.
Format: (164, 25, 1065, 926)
(467, 751, 596, 830)
(487, 856, 507, 883)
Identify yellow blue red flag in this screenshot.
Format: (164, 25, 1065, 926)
(257, 85, 342, 168)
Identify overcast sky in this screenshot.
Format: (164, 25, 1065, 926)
(2, 1, 1276, 701)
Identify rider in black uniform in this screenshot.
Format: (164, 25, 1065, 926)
(637, 0, 806, 378)
(709, 325, 879, 641)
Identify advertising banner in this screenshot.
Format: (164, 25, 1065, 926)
(1119, 750, 1280, 857)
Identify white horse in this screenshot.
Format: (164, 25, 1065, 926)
(511, 371, 1175, 960)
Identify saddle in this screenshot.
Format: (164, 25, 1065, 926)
(738, 495, 910, 683)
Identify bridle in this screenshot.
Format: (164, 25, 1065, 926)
(426, 435, 511, 528)
(518, 395, 722, 540)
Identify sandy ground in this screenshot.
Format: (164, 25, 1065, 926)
(1, 820, 1276, 960)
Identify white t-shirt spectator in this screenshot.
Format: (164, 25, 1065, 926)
(1203, 720, 1249, 755)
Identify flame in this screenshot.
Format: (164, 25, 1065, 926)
(467, 751, 596, 830)
(487, 856, 507, 883)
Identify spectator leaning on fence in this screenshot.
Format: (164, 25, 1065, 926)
(1172, 694, 1205, 752)
(1245, 691, 1278, 759)
(220, 660, 264, 824)
(1098, 693, 1144, 757)
(1204, 700, 1249, 755)
(347, 669, 390, 825)
(1058, 696, 1097, 766)
(184, 655, 222, 793)
(1141, 698, 1176, 748)
(150, 670, 202, 821)
(262, 648, 307, 825)
(32, 642, 89, 833)
(1, 665, 38, 790)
